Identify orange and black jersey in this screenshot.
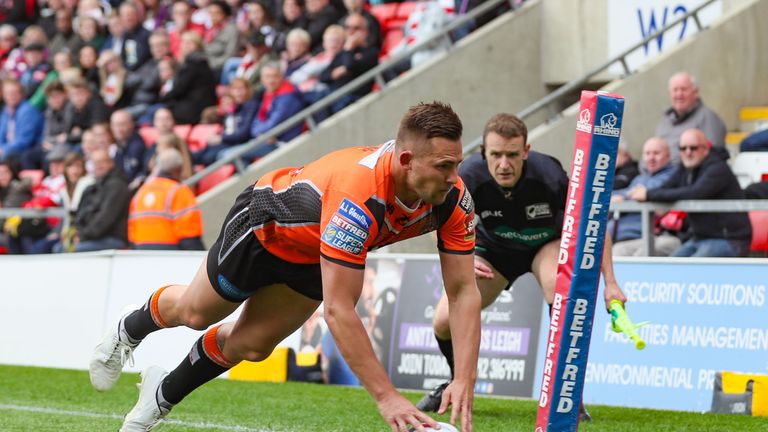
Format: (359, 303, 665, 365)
(248, 141, 476, 269)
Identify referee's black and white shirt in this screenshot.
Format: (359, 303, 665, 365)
(459, 151, 568, 254)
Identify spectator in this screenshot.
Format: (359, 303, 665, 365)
(36, 0, 62, 39)
(110, 110, 147, 183)
(97, 50, 129, 109)
(290, 24, 344, 93)
(0, 159, 33, 253)
(77, 15, 106, 52)
(613, 141, 639, 190)
(28, 51, 73, 110)
(55, 151, 95, 252)
(611, 137, 679, 256)
(273, 0, 307, 54)
(103, 11, 125, 58)
(49, 8, 83, 55)
(655, 71, 727, 162)
(129, 148, 204, 250)
(318, 12, 378, 114)
(78, 45, 101, 90)
(119, 2, 152, 71)
(227, 31, 277, 90)
(739, 128, 768, 153)
(161, 31, 217, 125)
(64, 78, 109, 146)
(70, 148, 130, 252)
(244, 0, 277, 49)
(153, 107, 176, 136)
(628, 128, 752, 257)
(192, 77, 258, 165)
(203, 0, 239, 73)
(191, 0, 213, 28)
(140, 0, 171, 32)
(123, 30, 168, 120)
(388, 0, 451, 72)
(0, 79, 44, 167)
(281, 28, 312, 79)
(0, 25, 19, 72)
(167, 0, 205, 60)
(40, 81, 72, 155)
(18, 41, 49, 97)
(219, 62, 304, 162)
(14, 145, 69, 254)
(304, 0, 343, 52)
(0, 0, 40, 33)
(744, 180, 768, 200)
(338, 0, 380, 49)
(3, 25, 48, 81)
(146, 132, 193, 180)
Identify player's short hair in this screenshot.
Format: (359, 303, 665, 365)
(483, 113, 527, 145)
(396, 101, 463, 149)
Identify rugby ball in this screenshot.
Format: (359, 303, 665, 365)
(411, 422, 459, 432)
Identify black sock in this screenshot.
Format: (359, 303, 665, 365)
(548, 302, 553, 317)
(436, 335, 455, 380)
(161, 325, 235, 405)
(123, 287, 169, 341)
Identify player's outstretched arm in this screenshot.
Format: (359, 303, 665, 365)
(438, 251, 482, 432)
(320, 258, 438, 432)
(601, 233, 628, 311)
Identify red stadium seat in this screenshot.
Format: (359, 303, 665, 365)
(139, 126, 159, 147)
(380, 28, 404, 59)
(749, 211, 768, 253)
(19, 169, 45, 188)
(173, 124, 193, 141)
(370, 3, 399, 29)
(197, 164, 235, 195)
(187, 124, 222, 153)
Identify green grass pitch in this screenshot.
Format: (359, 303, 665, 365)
(1, 365, 766, 431)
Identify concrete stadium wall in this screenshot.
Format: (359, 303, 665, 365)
(541, 0, 743, 84)
(530, 0, 768, 164)
(197, 1, 547, 247)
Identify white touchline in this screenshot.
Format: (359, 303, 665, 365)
(0, 403, 278, 431)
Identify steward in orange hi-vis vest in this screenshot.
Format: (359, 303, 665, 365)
(128, 175, 204, 250)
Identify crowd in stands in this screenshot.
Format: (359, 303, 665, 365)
(0, 0, 508, 254)
(610, 71, 764, 258)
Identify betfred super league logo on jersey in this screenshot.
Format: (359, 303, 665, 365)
(594, 113, 621, 137)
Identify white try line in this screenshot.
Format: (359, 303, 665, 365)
(0, 403, 279, 431)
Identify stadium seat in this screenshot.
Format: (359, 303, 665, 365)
(18, 169, 45, 189)
(173, 124, 193, 141)
(187, 124, 222, 153)
(370, 3, 399, 29)
(196, 163, 235, 195)
(380, 28, 404, 59)
(731, 151, 768, 188)
(139, 126, 159, 147)
(748, 211, 768, 253)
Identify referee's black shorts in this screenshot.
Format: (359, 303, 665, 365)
(474, 241, 540, 289)
(206, 186, 324, 302)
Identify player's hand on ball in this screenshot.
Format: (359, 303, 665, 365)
(473, 259, 494, 280)
(378, 392, 437, 432)
(439, 381, 474, 432)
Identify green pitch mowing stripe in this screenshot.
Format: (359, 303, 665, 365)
(1, 365, 766, 431)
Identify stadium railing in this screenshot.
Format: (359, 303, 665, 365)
(182, 0, 521, 189)
(609, 199, 768, 256)
(461, 0, 719, 154)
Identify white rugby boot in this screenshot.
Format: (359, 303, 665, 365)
(89, 307, 139, 391)
(120, 366, 172, 431)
